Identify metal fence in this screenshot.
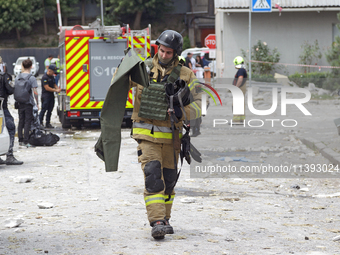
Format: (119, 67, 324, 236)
(0, 48, 59, 74)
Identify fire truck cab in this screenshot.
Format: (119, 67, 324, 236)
(57, 19, 150, 128)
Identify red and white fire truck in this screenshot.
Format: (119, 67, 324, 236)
(57, 19, 151, 128)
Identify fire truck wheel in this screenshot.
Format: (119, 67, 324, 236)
(125, 118, 132, 128)
(61, 112, 71, 129)
(57, 109, 61, 122)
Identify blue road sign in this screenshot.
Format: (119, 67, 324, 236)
(252, 0, 272, 12)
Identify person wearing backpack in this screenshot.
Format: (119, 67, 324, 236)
(0, 70, 23, 165)
(39, 64, 61, 128)
(14, 59, 39, 147)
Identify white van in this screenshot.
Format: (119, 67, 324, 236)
(13, 56, 40, 77)
(181, 47, 216, 75)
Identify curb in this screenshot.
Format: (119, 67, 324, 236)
(296, 135, 340, 166)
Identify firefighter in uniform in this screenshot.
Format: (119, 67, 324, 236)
(39, 64, 61, 128)
(130, 30, 201, 239)
(232, 56, 247, 123)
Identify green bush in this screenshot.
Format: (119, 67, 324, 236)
(251, 73, 277, 83)
(326, 13, 340, 77)
(182, 36, 191, 50)
(322, 74, 340, 91)
(241, 40, 281, 75)
(288, 72, 328, 88)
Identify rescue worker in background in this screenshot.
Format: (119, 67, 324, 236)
(44, 55, 53, 73)
(0, 70, 23, 165)
(51, 55, 60, 86)
(129, 30, 201, 239)
(39, 64, 61, 128)
(232, 56, 247, 124)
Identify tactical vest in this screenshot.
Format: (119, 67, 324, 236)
(138, 63, 182, 121)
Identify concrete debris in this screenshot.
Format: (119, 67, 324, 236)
(306, 152, 315, 157)
(4, 216, 24, 228)
(252, 95, 264, 102)
(260, 152, 267, 158)
(332, 235, 340, 241)
(258, 146, 270, 151)
(317, 88, 331, 96)
(308, 83, 316, 91)
(14, 176, 34, 183)
(252, 86, 259, 96)
(313, 192, 340, 198)
(300, 188, 309, 192)
(180, 197, 196, 203)
(224, 157, 233, 162)
(275, 129, 285, 134)
(299, 154, 306, 159)
(87, 198, 99, 201)
(288, 81, 298, 87)
(37, 202, 54, 209)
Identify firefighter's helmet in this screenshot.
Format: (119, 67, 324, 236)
(233, 56, 244, 66)
(156, 30, 183, 56)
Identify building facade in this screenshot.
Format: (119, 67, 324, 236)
(215, 0, 340, 78)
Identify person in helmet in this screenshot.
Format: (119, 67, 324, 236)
(39, 64, 61, 128)
(232, 56, 247, 123)
(129, 30, 202, 239)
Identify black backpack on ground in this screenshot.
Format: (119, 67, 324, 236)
(28, 129, 60, 146)
(14, 74, 32, 103)
(28, 106, 60, 146)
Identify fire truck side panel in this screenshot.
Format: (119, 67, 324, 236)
(88, 39, 126, 101)
(58, 30, 151, 128)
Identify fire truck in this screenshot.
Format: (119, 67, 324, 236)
(57, 19, 151, 128)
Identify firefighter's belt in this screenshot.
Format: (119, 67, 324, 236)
(95, 49, 149, 172)
(138, 64, 182, 121)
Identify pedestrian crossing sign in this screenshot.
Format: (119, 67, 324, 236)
(252, 0, 272, 12)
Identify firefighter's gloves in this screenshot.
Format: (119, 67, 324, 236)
(167, 106, 182, 120)
(180, 133, 191, 165)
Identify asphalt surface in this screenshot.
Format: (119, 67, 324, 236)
(0, 80, 340, 254)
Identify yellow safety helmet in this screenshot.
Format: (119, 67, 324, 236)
(178, 55, 186, 64)
(233, 56, 244, 65)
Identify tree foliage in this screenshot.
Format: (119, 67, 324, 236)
(323, 12, 340, 91)
(0, 0, 43, 40)
(99, 0, 173, 29)
(326, 13, 340, 76)
(59, 0, 80, 26)
(298, 40, 322, 73)
(241, 40, 281, 75)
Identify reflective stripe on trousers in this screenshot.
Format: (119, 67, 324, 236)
(144, 194, 175, 206)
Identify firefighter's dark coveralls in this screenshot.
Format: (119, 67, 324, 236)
(131, 54, 201, 224)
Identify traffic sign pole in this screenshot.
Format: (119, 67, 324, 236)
(249, 0, 272, 86)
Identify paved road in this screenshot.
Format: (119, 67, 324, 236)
(1, 83, 340, 254)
